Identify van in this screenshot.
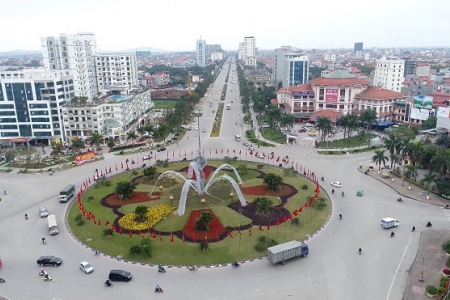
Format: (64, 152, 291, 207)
(235, 135, 241, 141)
(39, 206, 49, 218)
(59, 184, 75, 203)
(381, 217, 399, 229)
(48, 214, 59, 235)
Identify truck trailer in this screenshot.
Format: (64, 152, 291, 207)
(267, 240, 309, 265)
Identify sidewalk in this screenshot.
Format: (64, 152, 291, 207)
(248, 106, 282, 147)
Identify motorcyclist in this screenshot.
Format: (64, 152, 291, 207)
(232, 261, 240, 267)
(321, 177, 324, 181)
(426, 221, 432, 227)
(42, 237, 46, 244)
(390, 232, 395, 238)
(342, 191, 344, 197)
(44, 273, 50, 280)
(358, 248, 362, 254)
(25, 214, 28, 220)
(158, 265, 165, 272)
(155, 284, 162, 292)
(339, 214, 342, 220)
(40, 269, 47, 276)
(105, 279, 112, 286)
(332, 189, 335, 194)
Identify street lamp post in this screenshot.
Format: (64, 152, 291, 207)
(163, 214, 167, 231)
(159, 185, 163, 196)
(169, 195, 174, 206)
(229, 192, 234, 204)
(201, 198, 206, 210)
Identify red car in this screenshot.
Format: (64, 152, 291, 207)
(299, 128, 307, 133)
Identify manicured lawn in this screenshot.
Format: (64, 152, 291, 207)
(68, 160, 330, 265)
(316, 134, 369, 148)
(153, 100, 179, 110)
(261, 128, 285, 144)
(245, 130, 276, 147)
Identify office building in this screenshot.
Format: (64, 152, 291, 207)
(94, 53, 138, 92)
(243, 36, 256, 67)
(272, 47, 292, 85)
(205, 44, 221, 57)
(0, 69, 75, 145)
(283, 54, 309, 88)
(196, 38, 206, 67)
(41, 32, 98, 100)
(354, 42, 363, 52)
(373, 56, 405, 92)
(237, 43, 244, 61)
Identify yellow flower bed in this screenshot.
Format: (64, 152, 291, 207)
(118, 204, 176, 230)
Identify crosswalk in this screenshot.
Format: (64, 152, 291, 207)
(276, 142, 317, 155)
(443, 209, 450, 222)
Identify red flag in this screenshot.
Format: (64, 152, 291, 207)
(88, 177, 91, 185)
(105, 167, 107, 174)
(276, 156, 280, 162)
(159, 232, 162, 242)
(182, 233, 186, 243)
(304, 202, 309, 208)
(227, 149, 229, 154)
(238, 228, 241, 237)
(191, 150, 193, 156)
(205, 235, 208, 242)
(166, 152, 169, 159)
(216, 149, 218, 154)
(129, 230, 132, 238)
(216, 231, 219, 242)
(110, 225, 115, 231)
(285, 160, 289, 165)
(139, 230, 143, 238)
(249, 227, 252, 237)
(263, 153, 266, 157)
(289, 214, 293, 221)
(97, 220, 101, 226)
(105, 220, 110, 226)
(184, 149, 186, 156)
(275, 219, 280, 226)
(121, 161, 123, 169)
(250, 150, 253, 155)
(270, 154, 274, 160)
(267, 222, 271, 231)
(259, 225, 264, 231)
(115, 164, 118, 171)
(179, 150, 181, 157)
(170, 232, 174, 243)
(299, 207, 303, 213)
(282, 216, 287, 222)
(233, 149, 235, 153)
(150, 231, 157, 239)
(227, 229, 233, 238)
(210, 149, 211, 154)
(293, 209, 298, 216)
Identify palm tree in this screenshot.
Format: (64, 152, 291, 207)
(339, 114, 351, 140)
(390, 153, 399, 173)
(158, 124, 169, 143)
(127, 131, 137, 144)
(71, 138, 85, 154)
(253, 197, 273, 215)
(384, 134, 402, 157)
(194, 211, 214, 231)
(359, 108, 377, 146)
(347, 114, 359, 139)
(431, 149, 450, 179)
(316, 117, 333, 152)
(51, 142, 63, 161)
(90, 132, 103, 154)
(280, 114, 295, 131)
(422, 171, 436, 190)
(372, 149, 389, 173)
(405, 164, 418, 181)
(266, 107, 282, 130)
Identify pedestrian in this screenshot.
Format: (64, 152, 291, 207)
(42, 237, 46, 244)
(412, 226, 416, 232)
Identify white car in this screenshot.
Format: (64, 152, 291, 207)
(331, 181, 342, 188)
(248, 146, 255, 151)
(243, 141, 249, 146)
(79, 261, 94, 274)
(256, 154, 265, 159)
(143, 154, 153, 160)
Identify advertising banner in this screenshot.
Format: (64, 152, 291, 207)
(410, 107, 430, 121)
(436, 107, 450, 119)
(325, 88, 339, 103)
(75, 152, 96, 166)
(413, 96, 433, 109)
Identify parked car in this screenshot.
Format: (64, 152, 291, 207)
(79, 261, 94, 274)
(331, 181, 342, 188)
(157, 147, 167, 152)
(256, 154, 265, 159)
(108, 270, 132, 282)
(39, 206, 49, 218)
(37, 256, 63, 267)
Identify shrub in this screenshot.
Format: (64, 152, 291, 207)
(442, 240, 450, 252)
(254, 242, 266, 252)
(302, 184, 308, 190)
(132, 170, 138, 175)
(87, 196, 94, 201)
(75, 214, 83, 221)
(200, 241, 209, 251)
(439, 287, 447, 294)
(440, 276, 449, 288)
(426, 285, 438, 295)
(105, 180, 111, 186)
(267, 239, 278, 247)
(77, 219, 85, 226)
(292, 218, 300, 226)
(258, 236, 267, 243)
(103, 228, 114, 237)
(119, 150, 124, 155)
(129, 244, 142, 254)
(313, 197, 328, 210)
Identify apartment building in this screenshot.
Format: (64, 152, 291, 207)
(94, 53, 138, 92)
(196, 38, 206, 67)
(373, 56, 405, 92)
(151, 72, 170, 86)
(41, 32, 98, 99)
(243, 36, 256, 67)
(62, 90, 154, 144)
(0, 69, 74, 145)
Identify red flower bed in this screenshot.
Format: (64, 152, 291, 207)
(184, 166, 215, 180)
(104, 192, 160, 207)
(242, 184, 294, 198)
(182, 209, 226, 242)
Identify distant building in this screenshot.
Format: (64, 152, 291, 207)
(354, 42, 363, 52)
(94, 53, 138, 92)
(373, 56, 405, 92)
(283, 54, 309, 88)
(0, 69, 75, 145)
(196, 38, 206, 67)
(211, 52, 223, 61)
(243, 36, 256, 67)
(205, 44, 221, 57)
(151, 72, 170, 86)
(237, 43, 244, 61)
(272, 46, 292, 85)
(41, 32, 98, 99)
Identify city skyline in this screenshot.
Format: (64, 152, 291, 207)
(0, 0, 449, 52)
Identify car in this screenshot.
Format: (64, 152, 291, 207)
(157, 147, 166, 152)
(109, 270, 132, 282)
(298, 128, 307, 133)
(212, 110, 215, 113)
(243, 141, 249, 146)
(331, 181, 342, 188)
(194, 126, 199, 131)
(37, 256, 63, 267)
(199, 108, 202, 111)
(79, 261, 94, 274)
(143, 154, 153, 160)
(39, 206, 49, 218)
(256, 154, 265, 159)
(248, 146, 255, 151)
(202, 129, 206, 133)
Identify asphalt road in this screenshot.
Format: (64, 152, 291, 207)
(0, 57, 447, 300)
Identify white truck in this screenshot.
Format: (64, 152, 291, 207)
(48, 214, 59, 235)
(381, 217, 399, 229)
(267, 240, 309, 265)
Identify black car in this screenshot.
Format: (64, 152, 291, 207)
(157, 147, 166, 152)
(109, 270, 132, 282)
(37, 256, 63, 267)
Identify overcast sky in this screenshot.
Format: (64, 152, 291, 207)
(0, 0, 448, 52)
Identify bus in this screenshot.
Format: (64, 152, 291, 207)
(226, 104, 230, 110)
(48, 214, 59, 235)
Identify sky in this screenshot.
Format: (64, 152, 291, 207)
(0, 0, 449, 52)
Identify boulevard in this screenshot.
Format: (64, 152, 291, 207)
(0, 58, 447, 300)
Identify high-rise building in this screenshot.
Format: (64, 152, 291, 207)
(94, 53, 138, 92)
(373, 56, 405, 92)
(41, 32, 98, 100)
(243, 36, 256, 67)
(354, 42, 363, 52)
(272, 46, 292, 85)
(196, 38, 206, 67)
(0, 69, 75, 145)
(284, 55, 309, 88)
(237, 43, 244, 61)
(205, 44, 221, 57)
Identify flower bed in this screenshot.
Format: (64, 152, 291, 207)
(104, 191, 160, 207)
(118, 204, 176, 230)
(182, 209, 226, 242)
(241, 184, 297, 201)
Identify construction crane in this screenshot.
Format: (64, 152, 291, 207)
(187, 71, 193, 95)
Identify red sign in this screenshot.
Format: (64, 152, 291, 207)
(325, 88, 339, 103)
(75, 152, 96, 166)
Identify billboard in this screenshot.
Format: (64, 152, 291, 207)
(325, 88, 339, 103)
(410, 107, 430, 121)
(75, 152, 96, 166)
(436, 107, 450, 119)
(413, 96, 433, 109)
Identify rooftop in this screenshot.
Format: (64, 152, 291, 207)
(310, 109, 341, 120)
(309, 70, 369, 86)
(356, 86, 407, 100)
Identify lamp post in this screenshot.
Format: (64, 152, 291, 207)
(201, 198, 206, 210)
(229, 192, 234, 204)
(162, 214, 167, 231)
(159, 185, 163, 195)
(169, 195, 174, 206)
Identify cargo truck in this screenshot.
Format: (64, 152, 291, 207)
(59, 184, 75, 203)
(267, 240, 309, 265)
(380, 217, 399, 229)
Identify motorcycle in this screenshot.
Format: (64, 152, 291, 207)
(104, 280, 113, 287)
(232, 262, 240, 268)
(341, 191, 344, 197)
(158, 266, 166, 273)
(426, 222, 432, 227)
(39, 270, 47, 276)
(155, 287, 164, 293)
(25, 214, 28, 220)
(188, 265, 197, 271)
(397, 197, 403, 202)
(43, 275, 52, 281)
(321, 177, 324, 181)
(0, 278, 5, 283)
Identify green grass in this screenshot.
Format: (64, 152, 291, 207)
(245, 130, 276, 147)
(152, 100, 179, 110)
(261, 128, 285, 143)
(316, 134, 368, 148)
(68, 160, 330, 265)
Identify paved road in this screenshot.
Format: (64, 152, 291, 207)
(0, 58, 447, 300)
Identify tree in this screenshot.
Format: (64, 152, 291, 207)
(194, 211, 214, 231)
(127, 131, 137, 144)
(384, 134, 402, 157)
(90, 132, 103, 154)
(421, 116, 437, 130)
(253, 197, 273, 215)
(359, 109, 377, 146)
(280, 114, 295, 131)
(71, 138, 85, 154)
(134, 205, 149, 222)
(263, 173, 283, 191)
(431, 149, 450, 179)
(115, 181, 136, 199)
(237, 164, 249, 175)
(372, 149, 389, 172)
(422, 171, 436, 190)
(405, 164, 418, 181)
(143, 166, 157, 182)
(316, 117, 333, 152)
(390, 153, 399, 173)
(51, 142, 63, 162)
